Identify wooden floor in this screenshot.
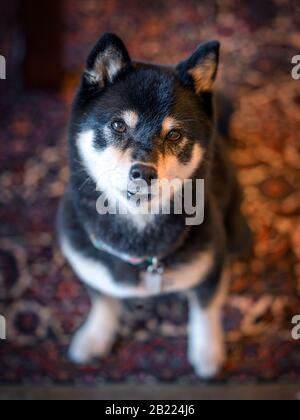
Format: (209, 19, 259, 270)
(0, 384, 299, 400)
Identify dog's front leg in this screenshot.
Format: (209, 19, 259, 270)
(69, 294, 122, 364)
(187, 267, 229, 378)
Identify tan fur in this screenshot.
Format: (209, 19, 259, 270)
(157, 143, 204, 181)
(189, 54, 217, 93)
(161, 116, 182, 137)
(121, 110, 139, 129)
(86, 48, 124, 86)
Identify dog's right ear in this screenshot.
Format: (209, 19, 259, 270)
(84, 33, 131, 88)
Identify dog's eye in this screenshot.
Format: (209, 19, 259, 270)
(111, 120, 127, 134)
(166, 130, 182, 141)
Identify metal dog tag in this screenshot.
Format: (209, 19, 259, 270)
(144, 258, 164, 294)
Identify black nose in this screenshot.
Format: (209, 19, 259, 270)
(129, 164, 157, 185)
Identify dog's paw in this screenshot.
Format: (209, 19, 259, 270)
(188, 341, 226, 379)
(68, 327, 115, 364)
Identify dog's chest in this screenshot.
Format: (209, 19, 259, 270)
(62, 237, 213, 298)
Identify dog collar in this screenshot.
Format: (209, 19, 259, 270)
(89, 233, 166, 293)
(89, 233, 156, 266)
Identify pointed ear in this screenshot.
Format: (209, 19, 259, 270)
(84, 33, 131, 87)
(176, 40, 220, 94)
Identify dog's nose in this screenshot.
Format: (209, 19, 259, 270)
(129, 164, 157, 185)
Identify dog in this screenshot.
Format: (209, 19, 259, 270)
(57, 33, 252, 378)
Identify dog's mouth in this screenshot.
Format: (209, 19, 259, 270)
(126, 190, 152, 202)
(125, 180, 155, 202)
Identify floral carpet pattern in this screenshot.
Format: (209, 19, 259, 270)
(0, 0, 300, 384)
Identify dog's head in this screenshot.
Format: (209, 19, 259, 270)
(71, 33, 219, 212)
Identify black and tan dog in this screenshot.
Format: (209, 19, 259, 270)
(58, 33, 252, 378)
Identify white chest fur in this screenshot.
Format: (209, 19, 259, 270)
(61, 237, 214, 299)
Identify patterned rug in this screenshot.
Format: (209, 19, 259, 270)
(0, 0, 300, 385)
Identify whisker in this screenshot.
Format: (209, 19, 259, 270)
(78, 176, 92, 191)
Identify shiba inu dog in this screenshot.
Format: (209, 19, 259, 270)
(58, 33, 252, 378)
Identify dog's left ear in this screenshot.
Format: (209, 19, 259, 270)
(84, 33, 131, 88)
(176, 40, 220, 94)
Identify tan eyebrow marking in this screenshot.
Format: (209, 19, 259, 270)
(121, 110, 139, 129)
(161, 116, 182, 137)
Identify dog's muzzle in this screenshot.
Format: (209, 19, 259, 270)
(127, 164, 158, 200)
(129, 164, 157, 185)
